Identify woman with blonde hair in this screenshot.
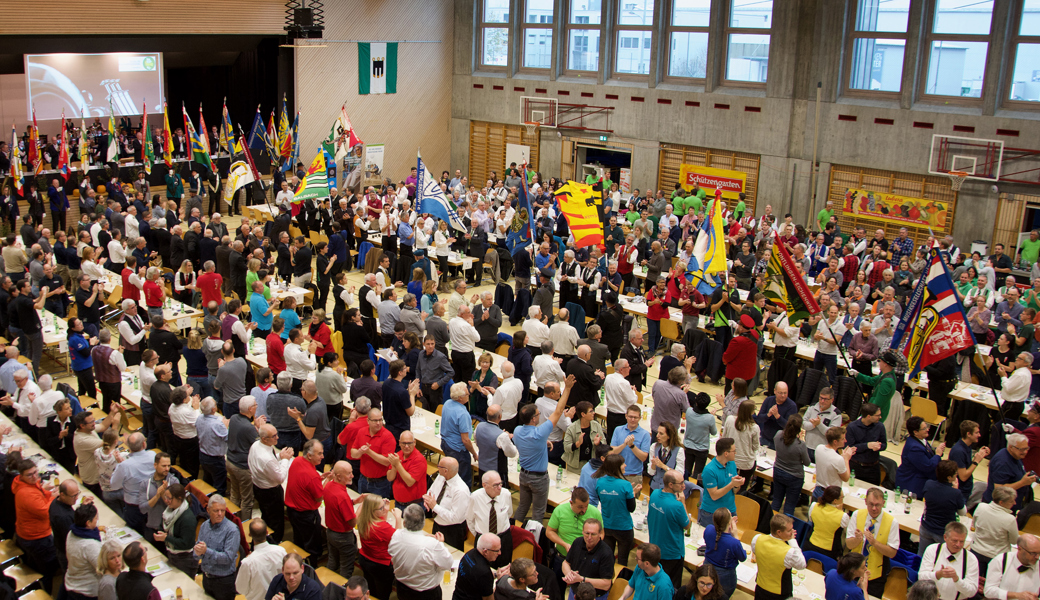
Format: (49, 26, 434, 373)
(96, 539, 123, 600)
(81, 246, 106, 281)
(94, 428, 125, 509)
(421, 279, 439, 314)
(245, 257, 264, 295)
(174, 259, 196, 305)
(357, 495, 398, 600)
(407, 267, 426, 297)
(434, 219, 455, 290)
(182, 328, 212, 398)
(722, 400, 760, 487)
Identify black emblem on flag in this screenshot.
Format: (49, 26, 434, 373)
(373, 58, 384, 78)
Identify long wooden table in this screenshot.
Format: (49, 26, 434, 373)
(0, 411, 211, 599)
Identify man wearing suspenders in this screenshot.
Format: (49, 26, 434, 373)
(918, 521, 979, 600)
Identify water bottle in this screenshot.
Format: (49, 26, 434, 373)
(848, 471, 855, 488)
(904, 493, 912, 514)
(134, 375, 139, 390)
(556, 467, 563, 484)
(434, 419, 440, 436)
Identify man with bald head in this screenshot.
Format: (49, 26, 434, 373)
(387, 430, 428, 510)
(110, 432, 152, 532)
(424, 457, 472, 551)
(468, 471, 513, 567)
(455, 533, 509, 600)
(566, 344, 606, 409)
(248, 424, 295, 543)
(492, 362, 524, 432)
(472, 291, 503, 351)
(349, 407, 396, 499)
(984, 533, 1040, 599)
(324, 461, 365, 577)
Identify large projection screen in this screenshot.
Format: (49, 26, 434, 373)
(25, 52, 164, 120)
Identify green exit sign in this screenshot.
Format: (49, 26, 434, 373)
(599, 134, 608, 142)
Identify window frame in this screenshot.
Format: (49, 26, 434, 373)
(916, 0, 995, 106)
(518, 0, 555, 73)
(477, 0, 513, 73)
(563, 0, 606, 78)
(1002, 1, 1040, 110)
(662, 0, 712, 84)
(840, 0, 910, 100)
(721, 0, 773, 88)
(611, 0, 656, 81)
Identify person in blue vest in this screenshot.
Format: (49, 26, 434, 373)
(440, 382, 478, 489)
(896, 416, 945, 498)
(824, 553, 868, 600)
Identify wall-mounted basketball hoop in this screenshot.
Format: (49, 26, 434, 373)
(523, 121, 540, 136)
(947, 170, 969, 191)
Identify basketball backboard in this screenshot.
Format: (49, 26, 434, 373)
(520, 96, 559, 128)
(928, 134, 1004, 182)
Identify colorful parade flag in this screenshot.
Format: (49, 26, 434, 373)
(554, 180, 604, 247)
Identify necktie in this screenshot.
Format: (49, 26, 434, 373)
(436, 480, 448, 504)
(489, 496, 498, 534)
(863, 518, 876, 557)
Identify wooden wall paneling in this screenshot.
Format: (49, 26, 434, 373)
(827, 164, 956, 252)
(468, 121, 540, 184)
(658, 143, 761, 217)
(991, 193, 1031, 254)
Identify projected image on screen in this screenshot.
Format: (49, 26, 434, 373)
(25, 53, 164, 120)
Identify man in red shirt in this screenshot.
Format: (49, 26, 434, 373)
(324, 461, 365, 578)
(197, 261, 224, 312)
(677, 277, 706, 334)
(266, 317, 286, 374)
(722, 314, 760, 393)
(349, 407, 396, 499)
(386, 430, 427, 510)
(142, 267, 165, 321)
(337, 397, 372, 490)
(285, 438, 333, 566)
(12, 460, 60, 594)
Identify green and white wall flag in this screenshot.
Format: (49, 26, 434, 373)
(358, 42, 398, 95)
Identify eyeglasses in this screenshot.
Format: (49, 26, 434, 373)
(487, 483, 503, 488)
(1013, 446, 1030, 452)
(400, 441, 415, 446)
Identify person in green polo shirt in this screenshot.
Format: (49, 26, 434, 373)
(734, 193, 746, 222)
(817, 201, 834, 233)
(620, 543, 675, 600)
(1019, 230, 1040, 265)
(546, 487, 603, 554)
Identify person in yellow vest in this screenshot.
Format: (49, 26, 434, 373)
(804, 486, 849, 560)
(750, 513, 805, 600)
(845, 487, 900, 598)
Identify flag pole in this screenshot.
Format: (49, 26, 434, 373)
(818, 317, 870, 403)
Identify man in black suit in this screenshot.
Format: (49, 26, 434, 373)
(169, 225, 186, 270)
(619, 328, 652, 393)
(276, 232, 293, 284)
(564, 345, 604, 408)
(596, 293, 625, 361)
(229, 240, 248, 302)
(200, 229, 219, 268)
(154, 220, 172, 268)
(269, 206, 292, 246)
(577, 324, 611, 372)
(184, 221, 202, 272)
(215, 237, 232, 295)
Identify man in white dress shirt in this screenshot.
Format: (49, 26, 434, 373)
(283, 328, 317, 395)
(235, 519, 287, 600)
(448, 304, 481, 383)
(248, 424, 295, 543)
(28, 374, 64, 431)
(532, 340, 566, 397)
(3, 368, 42, 434)
(549, 309, 580, 365)
(492, 361, 524, 433)
(919, 521, 979, 600)
(523, 307, 551, 353)
(388, 504, 454, 600)
(984, 533, 1040, 600)
(423, 457, 472, 551)
(603, 358, 638, 441)
(467, 470, 513, 568)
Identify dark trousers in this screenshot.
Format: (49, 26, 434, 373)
(199, 452, 228, 496)
(172, 435, 200, 479)
(604, 528, 635, 568)
(770, 468, 804, 516)
(53, 210, 66, 233)
(98, 380, 121, 413)
(451, 350, 476, 386)
(122, 500, 146, 532)
(287, 507, 324, 566)
(443, 446, 473, 489)
(202, 572, 237, 600)
(660, 558, 684, 590)
(851, 461, 881, 486)
(684, 448, 709, 481)
(17, 535, 59, 594)
(74, 368, 97, 398)
(396, 582, 442, 600)
(254, 484, 286, 543)
(326, 529, 358, 578)
(606, 411, 627, 446)
(433, 522, 469, 551)
(358, 556, 394, 600)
